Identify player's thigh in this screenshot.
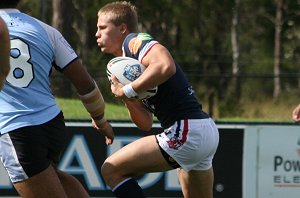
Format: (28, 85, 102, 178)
(102, 135, 172, 177)
(13, 165, 67, 198)
(177, 167, 214, 198)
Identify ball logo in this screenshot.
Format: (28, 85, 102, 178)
(123, 64, 142, 81)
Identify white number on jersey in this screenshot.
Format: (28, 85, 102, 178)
(7, 39, 34, 88)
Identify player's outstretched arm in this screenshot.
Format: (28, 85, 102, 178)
(62, 59, 114, 144)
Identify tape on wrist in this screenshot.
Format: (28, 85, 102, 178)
(93, 117, 107, 128)
(122, 83, 138, 98)
(78, 81, 105, 118)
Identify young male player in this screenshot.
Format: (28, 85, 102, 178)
(96, 1, 219, 197)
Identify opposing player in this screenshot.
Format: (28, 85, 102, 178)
(0, 16, 10, 90)
(0, 0, 114, 197)
(96, 1, 219, 198)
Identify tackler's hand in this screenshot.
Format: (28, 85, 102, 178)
(92, 119, 114, 145)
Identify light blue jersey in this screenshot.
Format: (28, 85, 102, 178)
(0, 9, 77, 134)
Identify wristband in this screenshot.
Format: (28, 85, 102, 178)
(122, 83, 138, 98)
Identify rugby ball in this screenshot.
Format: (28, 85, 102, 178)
(106, 57, 157, 99)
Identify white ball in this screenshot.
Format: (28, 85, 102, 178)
(106, 57, 157, 99)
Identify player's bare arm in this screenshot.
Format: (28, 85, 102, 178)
(131, 44, 176, 93)
(62, 59, 95, 94)
(63, 59, 114, 144)
(123, 99, 153, 131)
(109, 74, 152, 130)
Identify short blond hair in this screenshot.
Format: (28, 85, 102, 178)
(98, 1, 138, 32)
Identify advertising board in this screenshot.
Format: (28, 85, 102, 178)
(244, 126, 300, 198)
(0, 122, 244, 197)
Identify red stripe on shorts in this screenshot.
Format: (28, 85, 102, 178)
(180, 119, 188, 144)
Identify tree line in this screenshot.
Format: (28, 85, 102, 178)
(18, 0, 300, 117)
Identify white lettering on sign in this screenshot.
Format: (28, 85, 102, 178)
(0, 134, 181, 191)
(59, 134, 105, 190)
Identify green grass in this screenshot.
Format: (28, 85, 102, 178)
(56, 98, 129, 120)
(56, 96, 297, 123)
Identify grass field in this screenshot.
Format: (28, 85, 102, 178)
(56, 96, 298, 123)
(56, 98, 129, 120)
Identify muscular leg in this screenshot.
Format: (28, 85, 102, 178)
(13, 164, 89, 198)
(57, 169, 89, 198)
(101, 135, 172, 188)
(177, 167, 214, 198)
(13, 165, 67, 198)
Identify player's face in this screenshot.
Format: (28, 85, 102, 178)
(95, 13, 124, 56)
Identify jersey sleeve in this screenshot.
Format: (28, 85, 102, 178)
(122, 33, 159, 62)
(36, 20, 78, 70)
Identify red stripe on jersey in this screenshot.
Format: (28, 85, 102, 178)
(180, 119, 189, 144)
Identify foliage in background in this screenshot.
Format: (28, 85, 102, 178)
(16, 0, 300, 121)
(57, 96, 297, 122)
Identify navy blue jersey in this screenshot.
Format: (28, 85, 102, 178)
(122, 33, 209, 128)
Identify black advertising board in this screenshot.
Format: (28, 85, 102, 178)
(0, 122, 243, 198)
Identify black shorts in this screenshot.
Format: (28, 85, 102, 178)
(0, 112, 67, 183)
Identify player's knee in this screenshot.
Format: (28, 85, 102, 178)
(101, 160, 118, 186)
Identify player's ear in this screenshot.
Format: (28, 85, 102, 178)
(120, 23, 128, 35)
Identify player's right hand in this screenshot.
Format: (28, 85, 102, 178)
(92, 119, 114, 145)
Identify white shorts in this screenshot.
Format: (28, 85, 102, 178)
(156, 118, 219, 171)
